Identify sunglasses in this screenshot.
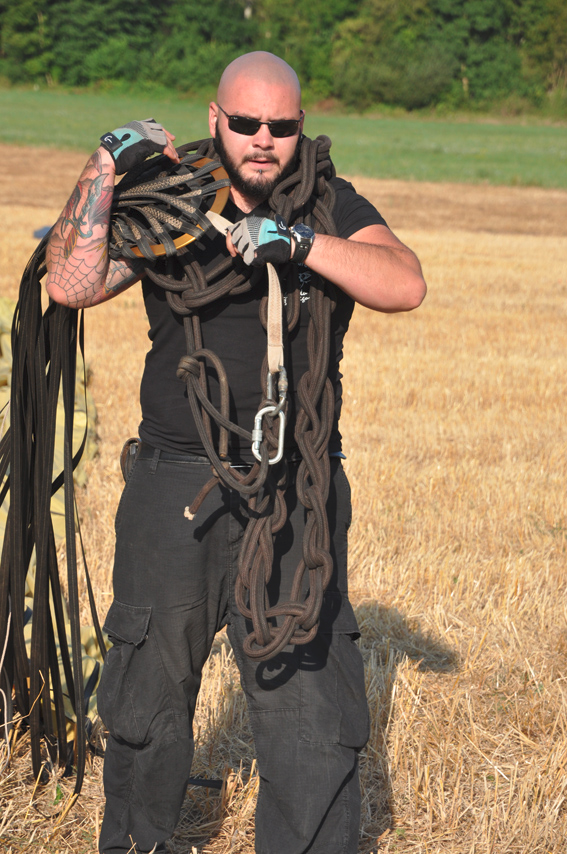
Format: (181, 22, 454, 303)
(217, 104, 303, 138)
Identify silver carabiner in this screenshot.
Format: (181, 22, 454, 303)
(251, 405, 286, 464)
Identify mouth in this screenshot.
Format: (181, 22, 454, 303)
(245, 155, 278, 172)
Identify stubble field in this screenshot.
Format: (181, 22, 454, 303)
(1, 143, 567, 853)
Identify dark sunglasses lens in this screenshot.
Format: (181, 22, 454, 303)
(226, 114, 300, 137)
(228, 116, 261, 135)
(268, 121, 299, 137)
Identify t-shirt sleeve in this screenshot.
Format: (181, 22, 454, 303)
(331, 177, 388, 239)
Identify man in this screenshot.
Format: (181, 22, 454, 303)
(46, 52, 425, 854)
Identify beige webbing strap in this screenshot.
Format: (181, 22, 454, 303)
(205, 211, 284, 377)
(205, 209, 232, 235)
(266, 262, 284, 375)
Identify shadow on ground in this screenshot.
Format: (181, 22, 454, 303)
(355, 602, 458, 849)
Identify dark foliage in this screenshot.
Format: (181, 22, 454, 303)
(0, 0, 566, 114)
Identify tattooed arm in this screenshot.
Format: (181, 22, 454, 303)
(45, 147, 145, 308)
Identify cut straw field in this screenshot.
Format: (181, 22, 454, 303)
(1, 143, 567, 853)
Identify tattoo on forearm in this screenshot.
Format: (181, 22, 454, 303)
(47, 149, 139, 306)
(96, 259, 145, 304)
(61, 180, 113, 260)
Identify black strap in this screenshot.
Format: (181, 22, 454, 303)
(0, 237, 102, 794)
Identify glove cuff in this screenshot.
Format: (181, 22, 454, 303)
(100, 132, 123, 156)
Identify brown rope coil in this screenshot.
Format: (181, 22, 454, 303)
(111, 134, 339, 661)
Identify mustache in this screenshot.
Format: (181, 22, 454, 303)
(243, 151, 279, 164)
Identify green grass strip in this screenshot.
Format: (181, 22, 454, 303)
(312, 115, 567, 188)
(2, 88, 566, 188)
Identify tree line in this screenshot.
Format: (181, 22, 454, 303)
(1, 0, 566, 113)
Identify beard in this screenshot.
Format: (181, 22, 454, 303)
(213, 128, 301, 204)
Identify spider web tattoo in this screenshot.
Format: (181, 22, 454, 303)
(48, 150, 141, 306)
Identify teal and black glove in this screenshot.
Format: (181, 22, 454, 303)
(100, 118, 169, 175)
(230, 214, 291, 266)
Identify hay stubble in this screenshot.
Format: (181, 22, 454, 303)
(1, 145, 567, 852)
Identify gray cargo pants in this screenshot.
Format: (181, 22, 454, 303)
(97, 448, 369, 854)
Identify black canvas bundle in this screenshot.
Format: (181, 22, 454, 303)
(0, 239, 105, 794)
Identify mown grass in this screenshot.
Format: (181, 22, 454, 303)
(1, 152, 567, 851)
(2, 86, 567, 187)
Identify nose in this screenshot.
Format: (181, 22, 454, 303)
(252, 122, 275, 147)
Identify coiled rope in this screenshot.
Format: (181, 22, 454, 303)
(112, 134, 339, 660)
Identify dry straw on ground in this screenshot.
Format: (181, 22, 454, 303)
(1, 144, 567, 853)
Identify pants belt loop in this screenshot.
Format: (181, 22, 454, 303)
(149, 447, 160, 475)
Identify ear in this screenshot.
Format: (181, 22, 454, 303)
(299, 109, 305, 133)
(209, 102, 219, 138)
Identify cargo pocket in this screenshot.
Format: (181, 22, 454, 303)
(98, 600, 177, 747)
(299, 632, 340, 744)
(300, 631, 369, 749)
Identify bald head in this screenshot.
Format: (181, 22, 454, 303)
(217, 52, 301, 106)
(210, 51, 304, 210)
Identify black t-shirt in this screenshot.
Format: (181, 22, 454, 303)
(138, 177, 386, 461)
